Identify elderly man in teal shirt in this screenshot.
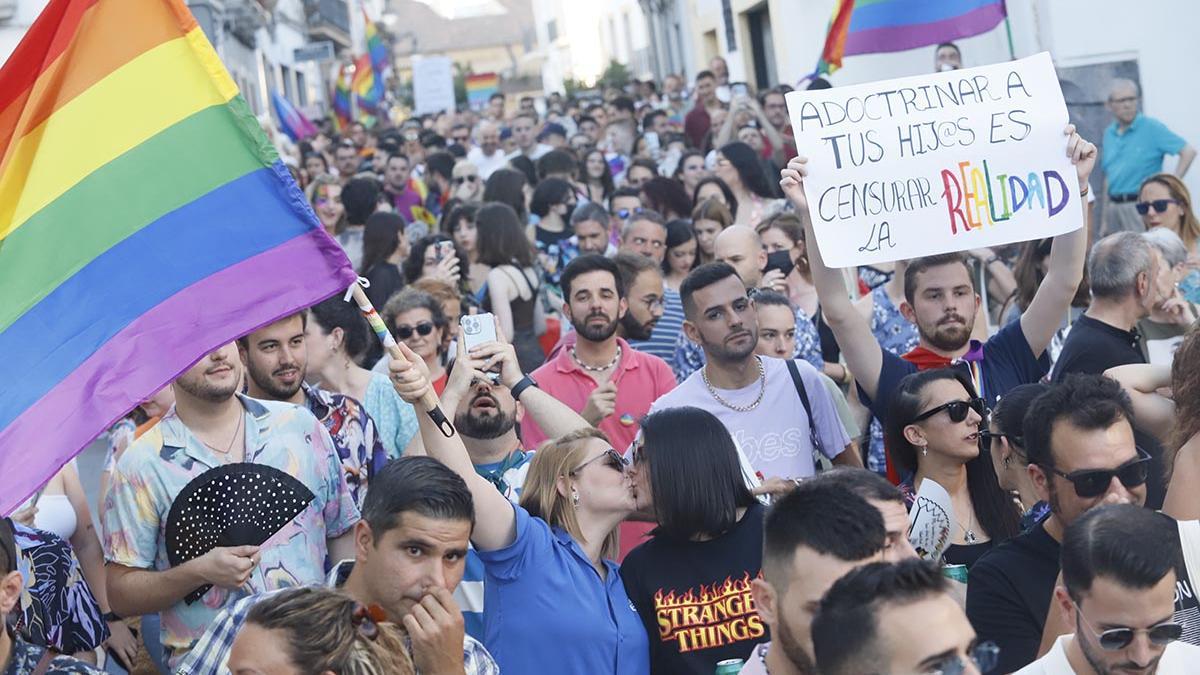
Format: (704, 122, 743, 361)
(1100, 78, 1196, 236)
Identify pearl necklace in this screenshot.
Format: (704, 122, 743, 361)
(572, 345, 621, 372)
(702, 356, 766, 412)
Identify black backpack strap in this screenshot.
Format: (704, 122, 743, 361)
(786, 359, 823, 456)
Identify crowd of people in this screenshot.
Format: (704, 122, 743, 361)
(6, 41, 1200, 675)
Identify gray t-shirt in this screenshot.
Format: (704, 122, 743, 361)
(335, 226, 364, 271)
(649, 357, 849, 479)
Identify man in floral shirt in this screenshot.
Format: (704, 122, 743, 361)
(101, 344, 359, 669)
(238, 312, 387, 509)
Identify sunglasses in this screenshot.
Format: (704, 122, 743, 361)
(978, 430, 1020, 453)
(1074, 602, 1183, 650)
(570, 448, 628, 475)
(1043, 448, 1151, 498)
(910, 398, 987, 425)
(454, 175, 479, 185)
(926, 641, 1000, 675)
(617, 207, 645, 220)
(1135, 199, 1179, 215)
(394, 322, 435, 340)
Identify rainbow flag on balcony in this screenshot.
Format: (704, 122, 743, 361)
(818, 0, 1007, 75)
(0, 0, 356, 513)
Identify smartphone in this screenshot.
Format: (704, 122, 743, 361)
(460, 312, 499, 351)
(434, 240, 456, 262)
(763, 250, 796, 279)
(643, 131, 660, 155)
(730, 82, 750, 97)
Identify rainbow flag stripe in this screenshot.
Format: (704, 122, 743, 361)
(332, 63, 352, 130)
(363, 9, 389, 73)
(843, 0, 1006, 56)
(352, 53, 384, 112)
(0, 0, 355, 512)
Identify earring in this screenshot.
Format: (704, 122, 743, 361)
(572, 489, 580, 508)
(1003, 456, 1011, 469)
(920, 445, 928, 457)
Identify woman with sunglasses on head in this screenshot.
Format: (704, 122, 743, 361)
(381, 288, 451, 395)
(886, 369, 1021, 569)
(580, 148, 615, 207)
(387, 335, 650, 675)
(984, 383, 1051, 531)
(622, 407, 764, 673)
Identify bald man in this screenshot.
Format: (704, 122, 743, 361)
(715, 225, 773, 291)
(466, 120, 507, 179)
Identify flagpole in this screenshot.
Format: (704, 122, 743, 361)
(1003, 1, 1016, 60)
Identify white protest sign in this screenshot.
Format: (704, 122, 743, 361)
(786, 52, 1082, 268)
(413, 55, 455, 115)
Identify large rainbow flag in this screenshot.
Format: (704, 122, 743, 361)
(0, 0, 356, 513)
(818, 0, 1007, 75)
(363, 8, 389, 74)
(352, 52, 385, 112)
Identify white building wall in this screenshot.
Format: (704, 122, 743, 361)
(0, 0, 45, 63)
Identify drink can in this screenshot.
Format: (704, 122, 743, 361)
(942, 563, 968, 584)
(715, 659, 745, 674)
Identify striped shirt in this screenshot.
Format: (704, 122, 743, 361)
(627, 287, 684, 363)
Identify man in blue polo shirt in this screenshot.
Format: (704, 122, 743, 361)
(1100, 78, 1195, 237)
(782, 125, 1096, 480)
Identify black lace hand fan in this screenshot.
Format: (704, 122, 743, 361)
(165, 462, 315, 604)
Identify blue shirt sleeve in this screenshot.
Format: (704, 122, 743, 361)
(981, 319, 1049, 401)
(1147, 117, 1187, 155)
(857, 349, 917, 423)
(474, 503, 554, 582)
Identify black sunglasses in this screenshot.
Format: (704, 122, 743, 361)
(910, 398, 987, 425)
(1043, 448, 1151, 498)
(570, 448, 628, 475)
(394, 322, 435, 340)
(1135, 199, 1179, 215)
(453, 175, 479, 185)
(1075, 601, 1183, 650)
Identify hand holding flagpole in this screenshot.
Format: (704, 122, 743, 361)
(346, 281, 456, 437)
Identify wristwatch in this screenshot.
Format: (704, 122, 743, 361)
(509, 374, 539, 400)
(101, 611, 122, 623)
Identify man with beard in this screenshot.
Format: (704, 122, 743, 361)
(741, 480, 887, 674)
(522, 255, 676, 453)
(966, 375, 1154, 673)
(784, 126, 1094, 476)
(650, 263, 857, 482)
(435, 323, 593, 638)
(1017, 504, 1199, 675)
(616, 252, 675, 355)
(101, 344, 359, 668)
(237, 312, 387, 510)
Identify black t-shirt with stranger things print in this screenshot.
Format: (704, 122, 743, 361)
(619, 502, 767, 674)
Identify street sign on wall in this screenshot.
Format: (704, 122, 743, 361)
(294, 41, 335, 63)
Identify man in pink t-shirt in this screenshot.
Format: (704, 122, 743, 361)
(522, 255, 676, 454)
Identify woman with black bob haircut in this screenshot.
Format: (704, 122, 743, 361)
(885, 368, 1020, 569)
(620, 406, 763, 673)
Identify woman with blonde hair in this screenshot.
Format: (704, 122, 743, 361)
(1140, 173, 1200, 303)
(228, 586, 414, 675)
(387, 333, 649, 674)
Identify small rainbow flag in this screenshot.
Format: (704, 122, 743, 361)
(332, 63, 352, 130)
(0, 0, 356, 513)
(352, 53, 385, 112)
(465, 72, 499, 111)
(818, 0, 1007, 75)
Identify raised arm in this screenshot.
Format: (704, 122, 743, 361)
(1020, 125, 1095, 357)
(780, 156, 885, 400)
(1103, 363, 1176, 443)
(388, 342, 518, 552)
